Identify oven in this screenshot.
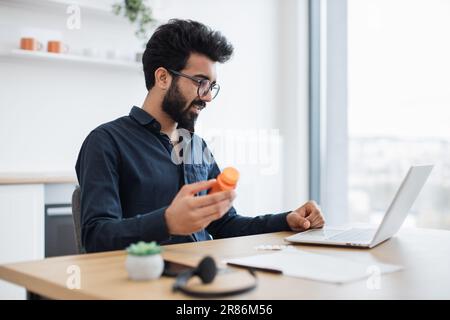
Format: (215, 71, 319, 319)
(44, 184, 78, 257)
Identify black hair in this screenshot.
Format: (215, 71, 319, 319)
(142, 19, 234, 90)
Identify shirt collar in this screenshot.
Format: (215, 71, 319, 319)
(129, 106, 162, 133)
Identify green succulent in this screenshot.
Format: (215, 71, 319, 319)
(126, 241, 162, 256)
(112, 0, 155, 42)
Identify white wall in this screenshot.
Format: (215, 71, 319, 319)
(0, 0, 144, 174)
(0, 0, 309, 216)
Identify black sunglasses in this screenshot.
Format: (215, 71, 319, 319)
(167, 69, 220, 100)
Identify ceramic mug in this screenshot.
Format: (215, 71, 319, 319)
(20, 37, 43, 51)
(47, 40, 69, 54)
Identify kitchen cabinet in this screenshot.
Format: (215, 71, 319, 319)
(0, 184, 44, 299)
(0, 173, 76, 299)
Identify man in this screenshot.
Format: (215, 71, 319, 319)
(76, 19, 325, 253)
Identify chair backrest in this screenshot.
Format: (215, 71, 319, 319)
(71, 186, 85, 254)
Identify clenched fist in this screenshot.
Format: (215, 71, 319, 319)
(286, 201, 325, 232)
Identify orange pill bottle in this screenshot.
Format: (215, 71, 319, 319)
(209, 167, 239, 194)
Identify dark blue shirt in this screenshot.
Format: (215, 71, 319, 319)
(75, 106, 291, 252)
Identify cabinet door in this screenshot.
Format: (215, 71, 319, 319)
(0, 184, 44, 299)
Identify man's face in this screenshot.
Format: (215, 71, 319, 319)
(162, 53, 217, 132)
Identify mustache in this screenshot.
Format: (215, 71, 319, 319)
(191, 100, 206, 110)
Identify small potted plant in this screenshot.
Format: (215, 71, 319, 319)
(112, 0, 156, 62)
(125, 241, 164, 281)
(112, 0, 155, 42)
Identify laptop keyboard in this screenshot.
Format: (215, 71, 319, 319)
(328, 228, 375, 243)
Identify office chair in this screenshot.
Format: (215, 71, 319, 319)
(71, 186, 85, 254)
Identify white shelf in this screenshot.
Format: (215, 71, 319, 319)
(0, 49, 142, 71)
(2, 0, 161, 19)
(2, 0, 118, 16)
(42, 0, 116, 13)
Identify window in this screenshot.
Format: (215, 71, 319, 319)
(314, 0, 450, 229)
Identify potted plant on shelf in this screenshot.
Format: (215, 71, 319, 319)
(125, 241, 164, 281)
(112, 0, 156, 46)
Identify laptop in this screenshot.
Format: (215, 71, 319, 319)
(285, 165, 434, 248)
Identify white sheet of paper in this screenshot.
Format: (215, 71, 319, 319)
(224, 249, 403, 284)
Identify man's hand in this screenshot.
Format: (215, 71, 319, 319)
(165, 179, 236, 235)
(286, 201, 325, 232)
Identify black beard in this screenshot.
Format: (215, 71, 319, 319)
(161, 80, 205, 132)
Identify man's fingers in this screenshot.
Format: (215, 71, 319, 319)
(181, 179, 217, 195)
(193, 200, 233, 229)
(191, 190, 236, 208)
(292, 213, 310, 229)
(302, 217, 311, 229)
(196, 198, 233, 218)
(310, 214, 325, 228)
(296, 206, 308, 218)
(306, 209, 324, 226)
(308, 216, 325, 228)
(300, 201, 320, 218)
(305, 209, 320, 221)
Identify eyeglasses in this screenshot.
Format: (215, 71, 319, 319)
(167, 69, 220, 100)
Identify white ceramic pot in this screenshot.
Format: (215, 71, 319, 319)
(125, 254, 164, 281)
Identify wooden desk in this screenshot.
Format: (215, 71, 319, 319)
(1, 228, 449, 299)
